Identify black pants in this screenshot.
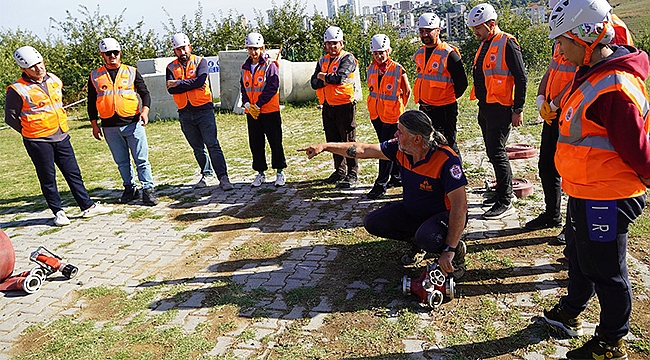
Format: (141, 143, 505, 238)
(561, 195, 645, 342)
(371, 119, 399, 186)
(538, 119, 562, 221)
(23, 136, 94, 215)
(420, 102, 461, 162)
(322, 102, 358, 176)
(478, 103, 513, 206)
(247, 111, 286, 172)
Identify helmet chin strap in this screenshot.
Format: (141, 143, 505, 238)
(566, 23, 609, 66)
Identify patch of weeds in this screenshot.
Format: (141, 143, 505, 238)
(113, 230, 126, 236)
(237, 329, 256, 342)
(38, 227, 62, 236)
(284, 286, 319, 307)
(179, 195, 199, 204)
(181, 232, 211, 241)
(173, 225, 187, 231)
(215, 321, 237, 334)
(128, 208, 154, 220)
(55, 240, 75, 250)
(630, 340, 650, 355)
(203, 281, 270, 312)
(229, 235, 283, 260)
(256, 187, 276, 194)
(117, 244, 130, 250)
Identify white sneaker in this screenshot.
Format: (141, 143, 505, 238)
(53, 210, 70, 226)
(252, 173, 266, 187)
(274, 173, 286, 187)
(81, 202, 112, 218)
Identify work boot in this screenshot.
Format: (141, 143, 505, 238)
(525, 213, 562, 230)
(142, 188, 158, 206)
(566, 327, 627, 359)
(482, 202, 516, 219)
(120, 185, 140, 204)
(543, 302, 583, 337)
(387, 176, 402, 188)
(324, 170, 345, 184)
(401, 246, 427, 267)
(366, 183, 386, 199)
(219, 175, 234, 191)
(336, 174, 357, 188)
(556, 226, 567, 245)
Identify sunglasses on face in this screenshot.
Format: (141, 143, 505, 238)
(104, 50, 120, 57)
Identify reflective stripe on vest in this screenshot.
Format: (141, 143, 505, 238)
(9, 73, 69, 138)
(91, 65, 139, 119)
(167, 54, 212, 109)
(546, 42, 577, 101)
(413, 42, 457, 106)
(315, 51, 356, 106)
(366, 60, 404, 123)
(241, 59, 280, 114)
(471, 31, 516, 106)
(556, 70, 648, 199)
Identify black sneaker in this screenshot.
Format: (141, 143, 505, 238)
(401, 247, 427, 267)
(482, 202, 515, 219)
(556, 226, 567, 244)
(337, 174, 358, 188)
(366, 183, 386, 199)
(451, 240, 467, 280)
(387, 176, 402, 188)
(543, 303, 583, 337)
(525, 213, 563, 230)
(566, 327, 627, 359)
(142, 187, 158, 206)
(324, 170, 345, 184)
(120, 186, 140, 204)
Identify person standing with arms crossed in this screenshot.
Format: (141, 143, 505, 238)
(365, 33, 411, 199)
(467, 3, 527, 219)
(88, 37, 158, 206)
(240, 32, 287, 188)
(413, 12, 468, 161)
(166, 33, 233, 191)
(310, 26, 359, 188)
(5, 46, 112, 226)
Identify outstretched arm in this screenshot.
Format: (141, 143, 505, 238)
(298, 142, 389, 161)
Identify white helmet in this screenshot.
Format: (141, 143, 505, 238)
(171, 33, 190, 49)
(99, 38, 121, 53)
(467, 3, 498, 27)
(14, 46, 43, 68)
(418, 13, 441, 29)
(245, 32, 264, 48)
(324, 26, 344, 42)
(370, 34, 391, 52)
(548, 0, 612, 40)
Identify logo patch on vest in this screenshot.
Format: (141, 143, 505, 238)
(432, 62, 439, 69)
(189, 70, 195, 76)
(386, 83, 393, 90)
(490, 54, 497, 63)
(419, 179, 433, 192)
(369, 86, 374, 92)
(101, 85, 108, 90)
(450, 164, 463, 180)
(122, 79, 128, 85)
(331, 65, 338, 72)
(565, 107, 574, 122)
(245, 82, 250, 87)
(257, 76, 264, 83)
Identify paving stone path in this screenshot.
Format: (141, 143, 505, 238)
(1, 136, 648, 359)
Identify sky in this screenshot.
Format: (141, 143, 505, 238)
(0, 0, 379, 40)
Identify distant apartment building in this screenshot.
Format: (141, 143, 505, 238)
(403, 12, 415, 28)
(362, 5, 372, 15)
(445, 6, 467, 41)
(513, 4, 548, 25)
(327, 0, 339, 18)
(399, 0, 413, 11)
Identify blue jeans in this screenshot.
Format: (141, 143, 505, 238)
(178, 109, 228, 178)
(23, 136, 94, 214)
(103, 122, 154, 189)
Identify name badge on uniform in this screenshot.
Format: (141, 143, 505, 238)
(585, 200, 617, 242)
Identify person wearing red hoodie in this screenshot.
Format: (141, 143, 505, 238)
(542, 0, 650, 358)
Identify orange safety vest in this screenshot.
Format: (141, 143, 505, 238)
(8, 73, 68, 139)
(90, 64, 140, 119)
(611, 14, 634, 46)
(555, 69, 649, 200)
(366, 60, 405, 124)
(413, 42, 459, 106)
(546, 41, 576, 102)
(167, 54, 212, 109)
(241, 59, 280, 114)
(470, 31, 517, 107)
(315, 51, 357, 106)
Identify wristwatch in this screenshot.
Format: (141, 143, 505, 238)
(513, 108, 523, 114)
(443, 245, 457, 253)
